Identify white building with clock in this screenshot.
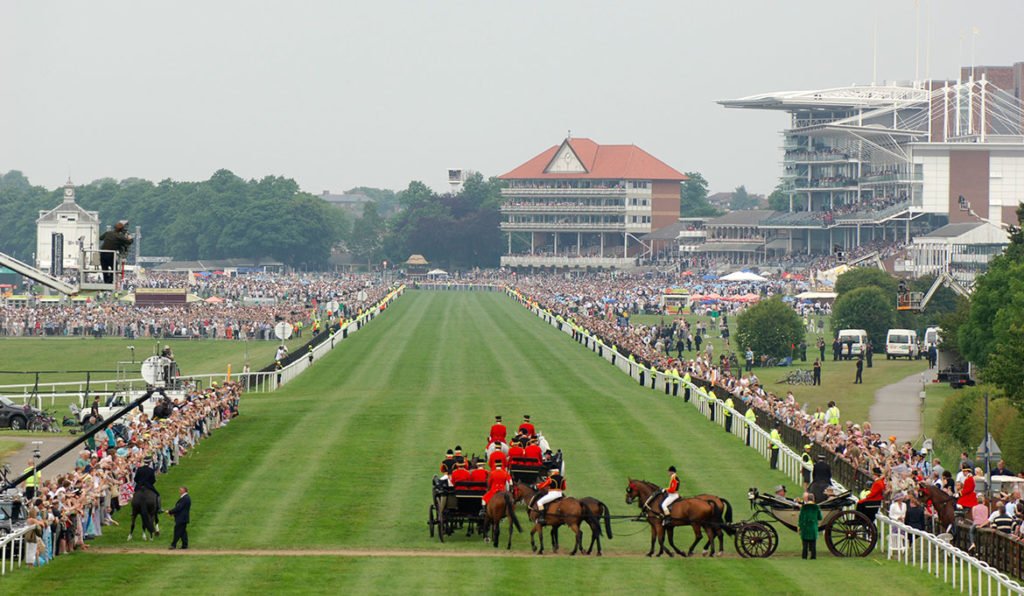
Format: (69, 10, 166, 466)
(36, 179, 100, 271)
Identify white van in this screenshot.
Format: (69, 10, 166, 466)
(924, 326, 941, 347)
(886, 329, 919, 360)
(837, 329, 868, 359)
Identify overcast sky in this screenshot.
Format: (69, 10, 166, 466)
(2, 0, 1022, 196)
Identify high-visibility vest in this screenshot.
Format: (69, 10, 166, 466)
(770, 429, 781, 449)
(682, 373, 691, 385)
(826, 406, 840, 425)
(802, 452, 812, 466)
(745, 409, 757, 423)
(724, 397, 734, 416)
(23, 466, 40, 488)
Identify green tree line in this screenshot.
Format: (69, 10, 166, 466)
(0, 169, 349, 268)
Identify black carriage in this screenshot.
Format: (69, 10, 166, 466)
(428, 477, 488, 542)
(733, 488, 878, 558)
(507, 449, 563, 485)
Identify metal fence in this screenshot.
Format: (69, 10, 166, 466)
(0, 527, 32, 576)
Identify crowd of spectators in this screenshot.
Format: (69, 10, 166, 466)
(0, 273, 389, 339)
(511, 271, 1024, 544)
(16, 381, 242, 565)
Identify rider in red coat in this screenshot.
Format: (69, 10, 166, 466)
(957, 468, 979, 509)
(469, 462, 489, 483)
(488, 449, 507, 471)
(518, 415, 535, 437)
(450, 466, 471, 487)
(524, 442, 542, 463)
(856, 467, 886, 520)
(482, 462, 512, 505)
(489, 416, 507, 445)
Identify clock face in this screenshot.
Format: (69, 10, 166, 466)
(64, 187, 74, 197)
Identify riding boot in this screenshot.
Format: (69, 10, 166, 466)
(661, 515, 672, 528)
(538, 510, 546, 526)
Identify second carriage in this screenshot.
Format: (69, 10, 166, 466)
(732, 488, 878, 558)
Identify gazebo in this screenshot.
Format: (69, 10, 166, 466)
(405, 254, 429, 278)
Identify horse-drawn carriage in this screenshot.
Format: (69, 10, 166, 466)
(732, 488, 877, 558)
(427, 450, 563, 543)
(428, 476, 487, 542)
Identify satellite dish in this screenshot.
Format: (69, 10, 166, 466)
(274, 321, 293, 341)
(141, 356, 171, 386)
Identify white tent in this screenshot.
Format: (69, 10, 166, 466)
(720, 271, 767, 282)
(426, 269, 449, 279)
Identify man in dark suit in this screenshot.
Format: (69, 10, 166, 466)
(167, 486, 191, 550)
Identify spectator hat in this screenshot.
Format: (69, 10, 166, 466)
(773, 485, 785, 493)
(804, 444, 812, 451)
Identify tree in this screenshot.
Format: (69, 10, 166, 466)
(679, 171, 719, 217)
(834, 268, 898, 297)
(830, 286, 894, 350)
(767, 183, 789, 212)
(735, 297, 805, 359)
(349, 202, 385, 266)
(729, 185, 757, 211)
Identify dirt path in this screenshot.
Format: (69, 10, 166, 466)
(0, 435, 78, 479)
(89, 546, 740, 559)
(869, 368, 934, 442)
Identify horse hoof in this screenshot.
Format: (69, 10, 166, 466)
(126, 535, 132, 542)
(716, 551, 724, 557)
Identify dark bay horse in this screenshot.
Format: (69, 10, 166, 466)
(481, 491, 522, 550)
(579, 496, 614, 555)
(513, 481, 585, 555)
(128, 486, 159, 542)
(625, 479, 723, 557)
(919, 483, 956, 534)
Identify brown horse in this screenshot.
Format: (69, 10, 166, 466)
(578, 496, 614, 555)
(625, 479, 723, 557)
(480, 491, 522, 550)
(513, 481, 585, 555)
(919, 482, 956, 534)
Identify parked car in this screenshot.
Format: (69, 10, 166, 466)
(0, 396, 43, 430)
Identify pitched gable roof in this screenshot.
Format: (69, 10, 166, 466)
(500, 138, 687, 181)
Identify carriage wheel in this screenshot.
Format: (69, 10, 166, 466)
(437, 504, 447, 542)
(735, 522, 778, 558)
(428, 504, 437, 538)
(825, 510, 877, 557)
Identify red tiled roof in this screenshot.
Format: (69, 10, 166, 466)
(499, 138, 687, 181)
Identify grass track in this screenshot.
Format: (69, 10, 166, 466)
(2, 291, 952, 594)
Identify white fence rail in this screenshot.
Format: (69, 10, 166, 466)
(877, 515, 1024, 595)
(0, 527, 33, 576)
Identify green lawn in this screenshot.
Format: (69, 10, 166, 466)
(1, 292, 952, 594)
(0, 439, 20, 459)
(0, 336, 308, 387)
(631, 313, 927, 424)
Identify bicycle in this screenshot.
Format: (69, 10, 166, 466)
(776, 369, 815, 385)
(28, 411, 62, 433)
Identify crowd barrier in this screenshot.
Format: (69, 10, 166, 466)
(412, 282, 502, 291)
(508, 286, 1024, 591)
(0, 527, 33, 576)
(878, 515, 1024, 595)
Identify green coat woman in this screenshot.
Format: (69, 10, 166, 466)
(798, 501, 822, 540)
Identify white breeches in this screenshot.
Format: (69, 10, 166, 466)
(662, 492, 680, 514)
(536, 491, 562, 510)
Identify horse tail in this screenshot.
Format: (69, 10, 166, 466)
(600, 500, 613, 539)
(720, 498, 735, 536)
(506, 493, 522, 533)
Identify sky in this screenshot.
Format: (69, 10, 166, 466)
(2, 0, 1022, 196)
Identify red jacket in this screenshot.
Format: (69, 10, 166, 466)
(488, 450, 507, 470)
(667, 473, 680, 494)
(450, 468, 471, 486)
(859, 477, 885, 503)
(508, 446, 525, 458)
(524, 445, 542, 462)
(957, 475, 978, 508)
(519, 422, 535, 436)
(482, 469, 512, 504)
(469, 468, 489, 483)
(489, 423, 507, 443)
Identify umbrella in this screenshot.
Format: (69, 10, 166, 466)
(205, 296, 225, 304)
(702, 274, 717, 281)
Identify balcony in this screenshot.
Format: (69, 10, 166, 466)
(500, 255, 636, 268)
(501, 187, 629, 196)
(859, 172, 923, 184)
(678, 229, 707, 239)
(500, 203, 626, 214)
(500, 221, 626, 232)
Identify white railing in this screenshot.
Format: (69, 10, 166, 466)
(877, 515, 1024, 595)
(0, 526, 33, 575)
